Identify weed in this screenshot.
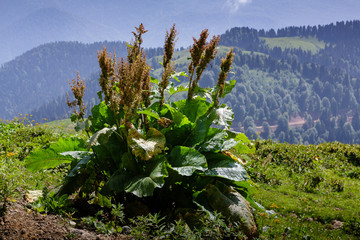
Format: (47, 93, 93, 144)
(81, 204, 125, 234)
(31, 186, 74, 215)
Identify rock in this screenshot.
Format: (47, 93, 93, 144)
(69, 220, 77, 227)
(206, 181, 258, 238)
(24, 190, 43, 203)
(122, 225, 132, 235)
(331, 220, 343, 229)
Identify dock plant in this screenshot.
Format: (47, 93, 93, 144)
(25, 24, 256, 236)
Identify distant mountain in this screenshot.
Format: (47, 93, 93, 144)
(3, 20, 360, 145)
(2, 0, 360, 65)
(0, 41, 127, 120)
(0, 7, 123, 64)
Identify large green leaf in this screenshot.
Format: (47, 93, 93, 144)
(198, 128, 238, 152)
(169, 107, 192, 127)
(125, 157, 168, 197)
(137, 109, 160, 120)
(161, 106, 194, 147)
(204, 152, 248, 182)
(127, 128, 166, 161)
(87, 127, 116, 147)
(188, 108, 217, 146)
(214, 105, 234, 129)
(172, 99, 211, 123)
(91, 101, 116, 131)
(168, 146, 207, 176)
(205, 182, 258, 237)
(67, 153, 94, 177)
(25, 137, 87, 171)
(101, 156, 168, 197)
(222, 80, 236, 98)
(232, 132, 256, 154)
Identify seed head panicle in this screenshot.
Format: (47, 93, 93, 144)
(187, 30, 221, 101)
(195, 35, 220, 82)
(117, 48, 150, 125)
(159, 25, 177, 107)
(163, 24, 177, 69)
(215, 48, 234, 106)
(128, 23, 148, 64)
(189, 29, 209, 72)
(66, 72, 87, 119)
(98, 47, 116, 103)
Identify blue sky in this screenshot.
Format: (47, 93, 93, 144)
(0, 0, 359, 63)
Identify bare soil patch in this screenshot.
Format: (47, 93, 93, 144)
(0, 199, 130, 240)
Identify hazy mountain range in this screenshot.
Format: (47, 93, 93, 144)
(1, 0, 360, 64)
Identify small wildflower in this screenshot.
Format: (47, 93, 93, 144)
(6, 152, 15, 157)
(270, 203, 279, 209)
(274, 219, 280, 223)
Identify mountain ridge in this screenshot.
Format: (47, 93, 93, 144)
(2, 20, 360, 145)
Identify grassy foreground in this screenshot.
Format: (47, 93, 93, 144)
(1, 118, 359, 239)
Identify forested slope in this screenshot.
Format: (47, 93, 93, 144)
(0, 41, 128, 120)
(5, 20, 360, 144)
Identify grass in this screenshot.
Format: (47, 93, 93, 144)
(248, 140, 360, 239)
(42, 118, 75, 134)
(261, 36, 326, 54)
(0, 116, 69, 215)
(1, 118, 360, 239)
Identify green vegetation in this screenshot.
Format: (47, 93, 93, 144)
(249, 140, 360, 239)
(2, 22, 360, 239)
(13, 20, 360, 146)
(261, 36, 326, 53)
(1, 116, 360, 238)
(42, 118, 75, 134)
(23, 25, 259, 238)
(0, 115, 69, 215)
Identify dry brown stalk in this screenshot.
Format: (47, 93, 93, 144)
(66, 72, 86, 119)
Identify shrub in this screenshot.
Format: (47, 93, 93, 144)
(25, 24, 256, 237)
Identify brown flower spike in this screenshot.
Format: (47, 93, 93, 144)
(187, 30, 220, 100)
(66, 72, 87, 119)
(159, 24, 178, 107)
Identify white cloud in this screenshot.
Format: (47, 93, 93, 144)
(225, 0, 252, 13)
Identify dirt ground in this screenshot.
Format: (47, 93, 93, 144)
(0, 199, 131, 240)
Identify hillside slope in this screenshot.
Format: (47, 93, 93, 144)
(0, 41, 127, 120)
(4, 20, 360, 145)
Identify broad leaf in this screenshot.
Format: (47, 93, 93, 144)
(150, 76, 159, 84)
(91, 102, 116, 131)
(87, 127, 116, 147)
(127, 128, 166, 161)
(232, 133, 256, 154)
(214, 105, 234, 129)
(170, 71, 188, 82)
(137, 109, 160, 120)
(168, 85, 188, 96)
(204, 152, 248, 182)
(60, 151, 88, 159)
(67, 153, 94, 177)
(102, 156, 168, 197)
(172, 99, 211, 123)
(125, 157, 168, 197)
(188, 108, 217, 146)
(25, 137, 87, 171)
(74, 119, 91, 132)
(198, 128, 238, 152)
(222, 80, 236, 98)
(25, 149, 73, 171)
(169, 146, 207, 176)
